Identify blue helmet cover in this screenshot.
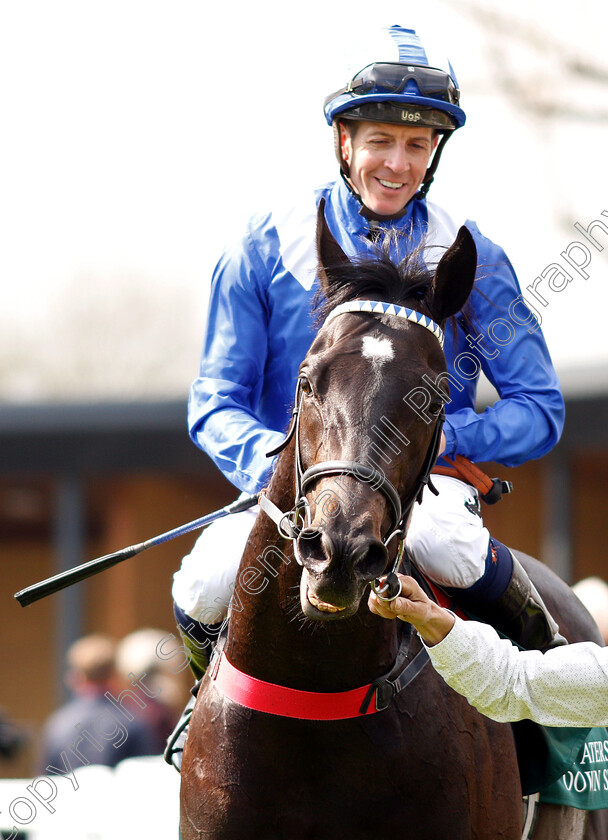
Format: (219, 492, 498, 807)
(324, 26, 466, 129)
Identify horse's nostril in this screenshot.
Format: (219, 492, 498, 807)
(296, 529, 328, 571)
(299, 527, 322, 542)
(354, 540, 389, 580)
(297, 529, 388, 580)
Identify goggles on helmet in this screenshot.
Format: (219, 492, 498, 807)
(335, 62, 459, 107)
(324, 62, 460, 115)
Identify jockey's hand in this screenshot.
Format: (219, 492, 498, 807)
(368, 574, 455, 646)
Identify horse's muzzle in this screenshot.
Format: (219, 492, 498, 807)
(297, 527, 388, 579)
(296, 527, 388, 620)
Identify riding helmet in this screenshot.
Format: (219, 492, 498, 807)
(324, 25, 466, 197)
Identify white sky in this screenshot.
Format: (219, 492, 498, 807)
(1, 0, 607, 400)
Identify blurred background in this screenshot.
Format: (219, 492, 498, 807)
(0, 0, 607, 830)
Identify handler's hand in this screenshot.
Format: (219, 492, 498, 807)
(368, 574, 455, 646)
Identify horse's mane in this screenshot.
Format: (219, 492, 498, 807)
(315, 229, 481, 338)
(315, 232, 432, 323)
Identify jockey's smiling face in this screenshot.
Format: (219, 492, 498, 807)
(340, 121, 438, 216)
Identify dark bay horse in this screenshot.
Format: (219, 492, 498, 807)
(180, 213, 606, 839)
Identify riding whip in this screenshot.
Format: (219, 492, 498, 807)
(14, 493, 259, 608)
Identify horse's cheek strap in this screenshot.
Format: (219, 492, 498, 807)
(265, 382, 302, 458)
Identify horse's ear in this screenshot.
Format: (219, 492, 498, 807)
(428, 226, 477, 321)
(316, 196, 352, 294)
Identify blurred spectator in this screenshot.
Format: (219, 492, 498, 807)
(0, 707, 28, 760)
(115, 628, 183, 753)
(572, 576, 608, 644)
(38, 634, 161, 773)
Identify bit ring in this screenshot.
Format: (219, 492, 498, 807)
(372, 572, 402, 602)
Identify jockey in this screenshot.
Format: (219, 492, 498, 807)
(166, 25, 565, 768)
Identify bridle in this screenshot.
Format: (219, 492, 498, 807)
(259, 299, 446, 598)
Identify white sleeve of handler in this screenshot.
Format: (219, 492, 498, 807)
(426, 616, 608, 727)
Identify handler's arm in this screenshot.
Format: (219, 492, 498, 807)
(368, 574, 455, 645)
(369, 574, 608, 727)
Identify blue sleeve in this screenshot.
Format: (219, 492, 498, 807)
(442, 223, 565, 467)
(188, 216, 284, 493)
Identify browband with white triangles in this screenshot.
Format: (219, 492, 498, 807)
(323, 300, 444, 348)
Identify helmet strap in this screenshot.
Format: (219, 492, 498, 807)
(334, 121, 351, 178)
(415, 131, 451, 199)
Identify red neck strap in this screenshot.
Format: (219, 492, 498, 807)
(211, 652, 379, 720)
(210, 585, 463, 720)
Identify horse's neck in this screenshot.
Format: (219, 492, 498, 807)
(225, 445, 403, 692)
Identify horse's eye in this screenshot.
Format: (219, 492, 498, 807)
(299, 376, 313, 396)
(429, 398, 444, 416)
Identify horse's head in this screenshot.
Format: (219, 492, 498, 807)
(294, 203, 477, 621)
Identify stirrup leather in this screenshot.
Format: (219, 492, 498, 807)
(163, 682, 200, 772)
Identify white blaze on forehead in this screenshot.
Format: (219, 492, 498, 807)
(362, 335, 394, 369)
